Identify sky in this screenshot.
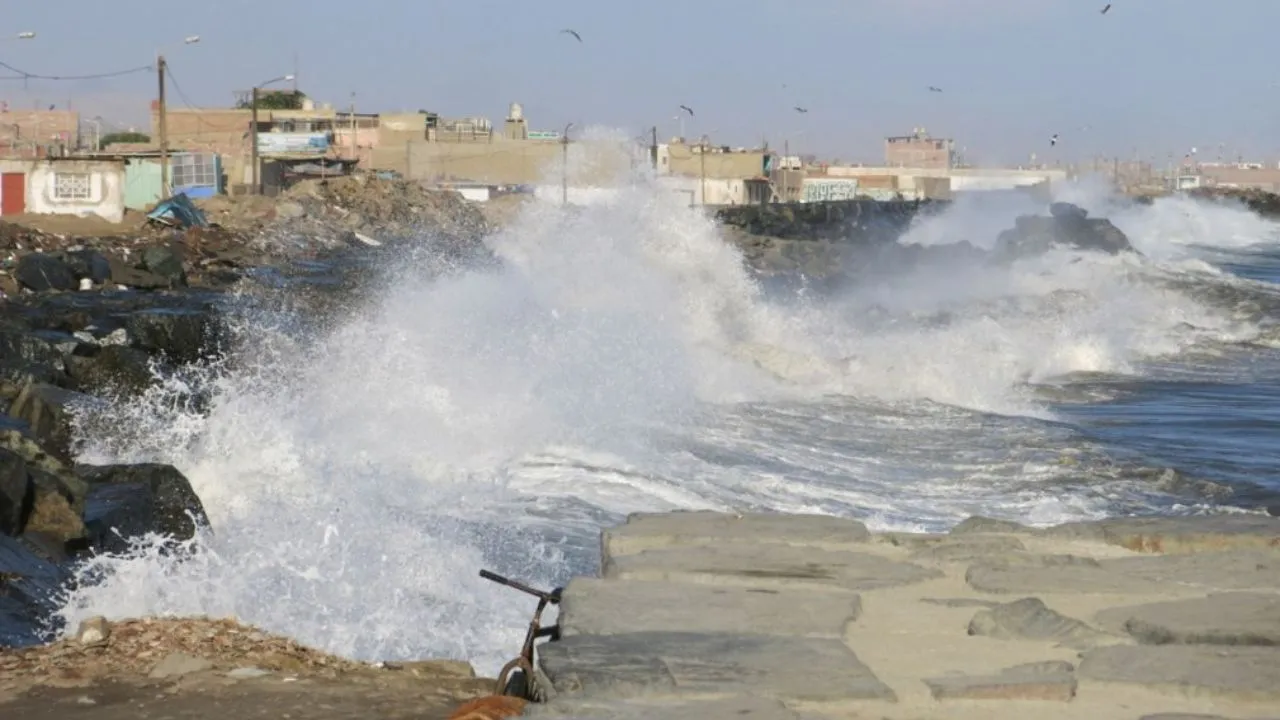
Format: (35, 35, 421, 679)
(1, 0, 1277, 166)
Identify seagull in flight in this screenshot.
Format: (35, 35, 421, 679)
(679, 104, 694, 117)
(560, 28, 582, 42)
(1101, 4, 1111, 14)
(1050, 133, 1059, 147)
(794, 106, 808, 114)
(928, 86, 943, 93)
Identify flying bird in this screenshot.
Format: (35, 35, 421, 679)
(794, 106, 808, 114)
(1050, 133, 1059, 147)
(1101, 4, 1111, 14)
(928, 86, 943, 93)
(678, 105, 694, 117)
(560, 29, 582, 42)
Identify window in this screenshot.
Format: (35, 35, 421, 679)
(172, 153, 217, 188)
(54, 173, 91, 200)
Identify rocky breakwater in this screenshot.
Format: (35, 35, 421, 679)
(0, 179, 490, 651)
(1188, 187, 1280, 220)
(524, 510, 1279, 720)
(992, 201, 1135, 260)
(714, 200, 947, 277)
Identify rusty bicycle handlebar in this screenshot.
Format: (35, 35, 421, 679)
(479, 569, 562, 604)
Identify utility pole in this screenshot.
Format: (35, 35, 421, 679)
(157, 55, 169, 195)
(349, 93, 357, 162)
(650, 125, 658, 171)
(561, 122, 574, 206)
(250, 86, 260, 194)
(699, 136, 707, 206)
(782, 139, 789, 202)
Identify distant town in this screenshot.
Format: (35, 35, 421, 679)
(1, 84, 1278, 225)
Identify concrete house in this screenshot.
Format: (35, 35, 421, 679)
(0, 157, 128, 223)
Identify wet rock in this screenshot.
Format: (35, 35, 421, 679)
(81, 482, 155, 554)
(6, 382, 95, 462)
(558, 577, 861, 639)
(76, 615, 110, 646)
(123, 307, 216, 364)
(26, 468, 87, 543)
(78, 463, 209, 542)
(538, 631, 896, 704)
(715, 200, 940, 243)
(149, 651, 214, 679)
(950, 516, 1032, 535)
(605, 543, 941, 593)
(105, 253, 173, 290)
(1095, 592, 1280, 646)
(140, 244, 187, 286)
(0, 534, 71, 647)
(1044, 515, 1279, 554)
(603, 510, 871, 561)
(62, 250, 112, 285)
(15, 253, 75, 292)
(924, 660, 1077, 702)
(993, 203, 1134, 259)
(0, 328, 62, 384)
(968, 597, 1109, 648)
(1077, 645, 1280, 701)
(65, 344, 158, 395)
(0, 447, 29, 535)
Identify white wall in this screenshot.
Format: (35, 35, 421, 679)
(455, 186, 491, 202)
(23, 160, 126, 222)
(655, 175, 746, 205)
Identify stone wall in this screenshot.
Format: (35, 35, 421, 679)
(713, 199, 948, 243)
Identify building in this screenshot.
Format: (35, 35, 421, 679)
(654, 141, 773, 206)
(885, 128, 955, 170)
(0, 108, 80, 157)
(0, 157, 127, 222)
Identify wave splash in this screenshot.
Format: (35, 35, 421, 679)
(57, 135, 1274, 672)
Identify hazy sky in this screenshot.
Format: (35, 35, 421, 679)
(2, 0, 1276, 165)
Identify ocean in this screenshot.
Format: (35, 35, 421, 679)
(53, 153, 1280, 676)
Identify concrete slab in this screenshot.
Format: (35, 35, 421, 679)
(1078, 645, 1280, 702)
(924, 661, 1077, 702)
(1094, 592, 1280, 646)
(602, 511, 871, 563)
(538, 631, 896, 705)
(521, 694, 806, 719)
(1044, 516, 1279, 554)
(965, 554, 1170, 595)
(604, 543, 941, 593)
(558, 577, 861, 639)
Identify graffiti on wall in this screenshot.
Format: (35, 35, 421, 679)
(801, 178, 859, 203)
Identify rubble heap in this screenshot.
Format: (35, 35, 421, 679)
(198, 176, 491, 253)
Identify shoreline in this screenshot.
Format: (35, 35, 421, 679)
(526, 510, 1279, 719)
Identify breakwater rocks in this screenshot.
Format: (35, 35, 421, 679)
(1189, 187, 1280, 219)
(526, 510, 1279, 720)
(0, 181, 489, 649)
(993, 202, 1134, 259)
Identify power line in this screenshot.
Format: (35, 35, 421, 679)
(162, 62, 198, 109)
(0, 59, 154, 82)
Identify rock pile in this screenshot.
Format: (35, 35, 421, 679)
(1189, 186, 1280, 219)
(199, 176, 491, 256)
(715, 199, 942, 243)
(992, 202, 1134, 259)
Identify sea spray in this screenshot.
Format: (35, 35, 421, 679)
(59, 131, 1274, 673)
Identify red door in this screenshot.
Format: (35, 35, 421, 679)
(1, 173, 24, 216)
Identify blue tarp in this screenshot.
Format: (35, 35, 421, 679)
(146, 192, 209, 229)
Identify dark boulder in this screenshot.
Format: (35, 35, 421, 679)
(14, 253, 75, 292)
(106, 253, 178, 291)
(65, 344, 158, 396)
(5, 381, 97, 463)
(0, 447, 29, 536)
(0, 533, 72, 647)
(0, 328, 63, 385)
(78, 463, 209, 545)
(993, 203, 1135, 260)
(140, 244, 187, 286)
(123, 307, 217, 364)
(62, 249, 113, 286)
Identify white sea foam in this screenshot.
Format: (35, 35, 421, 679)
(59, 131, 1276, 673)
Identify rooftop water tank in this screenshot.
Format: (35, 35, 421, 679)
(509, 102, 524, 121)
